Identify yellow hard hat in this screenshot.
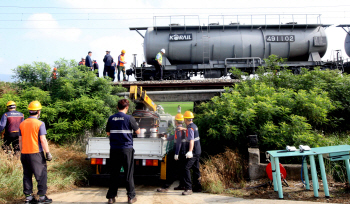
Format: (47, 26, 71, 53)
(121, 50, 126, 54)
(6, 101, 16, 107)
(175, 113, 184, 121)
(183, 111, 194, 119)
(28, 101, 42, 111)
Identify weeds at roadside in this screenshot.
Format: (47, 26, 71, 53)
(0, 142, 92, 203)
(200, 148, 247, 194)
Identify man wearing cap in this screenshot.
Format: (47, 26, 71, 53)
(19, 101, 53, 204)
(103, 51, 114, 81)
(151, 49, 165, 80)
(79, 58, 85, 66)
(85, 51, 93, 71)
(117, 50, 127, 82)
(157, 113, 186, 192)
(177, 111, 202, 195)
(0, 101, 24, 155)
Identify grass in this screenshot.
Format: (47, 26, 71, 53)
(0, 141, 92, 203)
(156, 102, 193, 116)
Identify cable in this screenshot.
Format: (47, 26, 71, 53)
(1, 5, 350, 9)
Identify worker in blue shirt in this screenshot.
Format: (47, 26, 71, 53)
(0, 101, 24, 155)
(177, 111, 202, 195)
(157, 113, 186, 192)
(106, 99, 140, 204)
(85, 51, 93, 70)
(103, 51, 114, 81)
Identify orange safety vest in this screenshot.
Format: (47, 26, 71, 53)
(20, 118, 44, 154)
(118, 55, 125, 66)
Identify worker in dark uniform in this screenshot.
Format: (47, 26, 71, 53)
(0, 101, 24, 155)
(177, 111, 202, 195)
(106, 99, 140, 204)
(93, 60, 99, 77)
(103, 51, 114, 80)
(157, 113, 186, 192)
(85, 51, 93, 71)
(19, 101, 53, 204)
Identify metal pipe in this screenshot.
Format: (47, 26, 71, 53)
(135, 29, 144, 38)
(117, 89, 226, 96)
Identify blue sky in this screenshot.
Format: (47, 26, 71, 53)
(0, 0, 349, 80)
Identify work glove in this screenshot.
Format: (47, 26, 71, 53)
(46, 152, 53, 161)
(161, 137, 167, 141)
(185, 151, 193, 159)
(174, 154, 179, 160)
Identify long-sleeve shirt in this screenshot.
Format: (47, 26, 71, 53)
(0, 110, 24, 134)
(167, 124, 183, 155)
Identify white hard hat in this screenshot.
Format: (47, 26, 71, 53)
(161, 48, 166, 54)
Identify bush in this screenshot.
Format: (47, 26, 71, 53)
(2, 58, 127, 143)
(195, 55, 346, 155)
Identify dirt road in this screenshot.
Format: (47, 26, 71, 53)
(49, 182, 329, 204)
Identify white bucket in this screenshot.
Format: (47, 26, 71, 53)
(150, 128, 158, 138)
(137, 128, 147, 138)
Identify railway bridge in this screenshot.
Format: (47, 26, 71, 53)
(115, 79, 239, 102)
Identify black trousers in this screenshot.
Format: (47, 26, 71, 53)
(2, 132, 20, 153)
(151, 59, 163, 79)
(21, 152, 48, 195)
(162, 152, 185, 189)
(183, 154, 202, 190)
(103, 65, 107, 77)
(106, 66, 115, 81)
(106, 148, 136, 199)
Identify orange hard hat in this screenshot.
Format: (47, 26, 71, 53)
(53, 67, 57, 71)
(121, 50, 126, 54)
(183, 111, 194, 119)
(28, 101, 42, 111)
(6, 101, 16, 107)
(175, 113, 184, 121)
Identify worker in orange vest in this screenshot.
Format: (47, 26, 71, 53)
(117, 50, 127, 82)
(19, 101, 53, 204)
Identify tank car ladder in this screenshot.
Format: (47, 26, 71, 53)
(202, 28, 210, 64)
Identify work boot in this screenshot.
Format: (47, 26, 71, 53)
(24, 195, 37, 204)
(182, 190, 193, 195)
(192, 188, 202, 192)
(174, 186, 185, 190)
(128, 196, 137, 203)
(38, 195, 52, 204)
(156, 188, 169, 192)
(108, 197, 116, 204)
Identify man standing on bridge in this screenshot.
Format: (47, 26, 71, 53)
(103, 51, 114, 81)
(106, 99, 140, 204)
(177, 111, 202, 195)
(151, 48, 165, 80)
(117, 50, 127, 82)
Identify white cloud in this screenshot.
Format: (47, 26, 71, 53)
(24, 13, 81, 42)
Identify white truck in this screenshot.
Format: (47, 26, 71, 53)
(86, 86, 174, 180)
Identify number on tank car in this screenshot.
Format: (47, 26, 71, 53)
(266, 35, 295, 42)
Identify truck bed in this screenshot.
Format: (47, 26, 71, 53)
(86, 137, 170, 160)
